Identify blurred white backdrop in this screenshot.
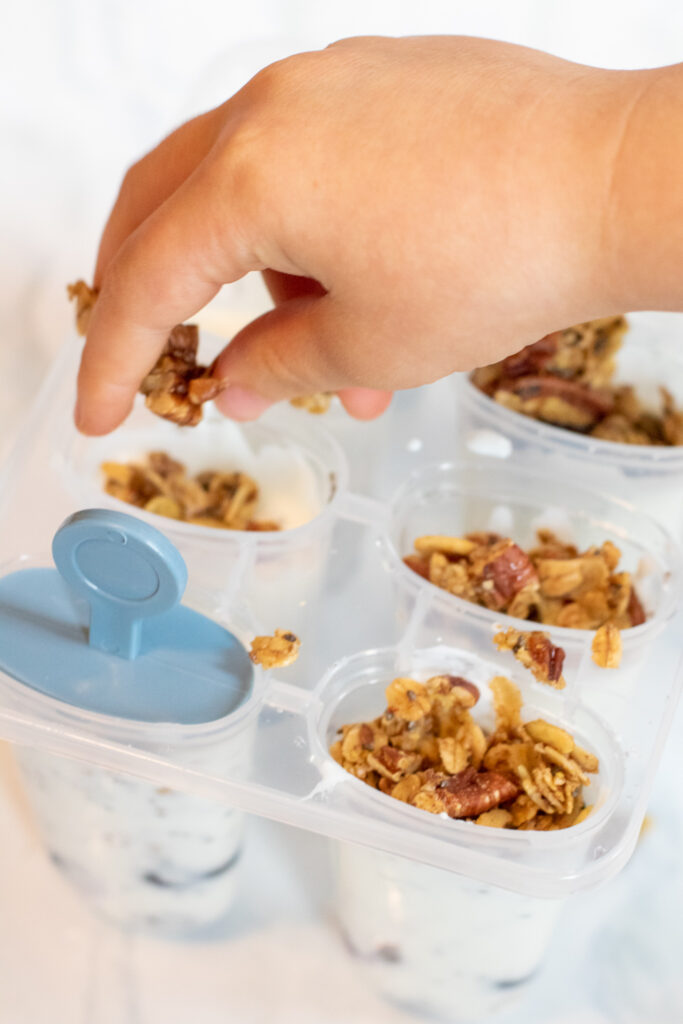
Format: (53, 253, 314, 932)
(3, 0, 683, 439)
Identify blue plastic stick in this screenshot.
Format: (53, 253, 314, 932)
(52, 509, 188, 660)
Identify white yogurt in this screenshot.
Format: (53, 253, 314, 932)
(335, 843, 564, 1021)
(16, 746, 245, 937)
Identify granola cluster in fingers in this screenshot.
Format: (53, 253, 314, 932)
(68, 280, 223, 427)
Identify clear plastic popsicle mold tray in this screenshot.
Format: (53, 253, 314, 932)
(0, 329, 682, 903)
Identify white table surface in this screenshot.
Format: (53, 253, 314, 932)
(2, 700, 683, 1024)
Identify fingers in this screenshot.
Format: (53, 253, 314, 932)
(337, 387, 393, 419)
(212, 296, 392, 421)
(261, 268, 326, 305)
(94, 105, 229, 286)
(76, 154, 261, 436)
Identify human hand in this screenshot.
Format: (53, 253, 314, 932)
(75, 35, 679, 435)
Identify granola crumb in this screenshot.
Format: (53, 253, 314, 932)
(591, 622, 623, 669)
(250, 629, 301, 669)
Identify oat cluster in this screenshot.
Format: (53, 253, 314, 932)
(249, 629, 301, 669)
(331, 672, 598, 830)
(68, 281, 222, 426)
(101, 451, 280, 531)
(404, 528, 645, 636)
(471, 316, 683, 444)
(494, 628, 567, 688)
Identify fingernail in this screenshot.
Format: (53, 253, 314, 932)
(73, 397, 83, 431)
(215, 385, 273, 421)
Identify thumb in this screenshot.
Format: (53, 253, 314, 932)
(213, 296, 392, 420)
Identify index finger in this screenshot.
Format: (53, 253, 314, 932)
(76, 152, 263, 435)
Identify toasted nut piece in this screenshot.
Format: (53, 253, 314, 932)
(475, 808, 513, 828)
(490, 675, 523, 732)
(367, 746, 422, 782)
(144, 496, 183, 519)
(495, 628, 566, 689)
(414, 535, 476, 557)
(249, 629, 300, 669)
(385, 678, 432, 721)
(525, 720, 575, 756)
(437, 736, 470, 775)
(403, 554, 430, 580)
(391, 775, 423, 803)
(591, 622, 622, 668)
(101, 462, 137, 487)
(571, 745, 600, 773)
(425, 675, 480, 708)
(67, 279, 98, 336)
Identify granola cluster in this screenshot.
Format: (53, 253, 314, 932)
(101, 451, 280, 531)
(494, 628, 566, 688)
(249, 630, 301, 668)
(330, 671, 598, 830)
(471, 316, 683, 444)
(68, 281, 222, 426)
(404, 529, 646, 637)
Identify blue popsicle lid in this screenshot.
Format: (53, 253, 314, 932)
(0, 509, 254, 724)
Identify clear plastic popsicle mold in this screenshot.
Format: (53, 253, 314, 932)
(456, 316, 683, 537)
(61, 398, 349, 635)
(5, 510, 265, 937)
(384, 459, 682, 701)
(335, 843, 565, 1022)
(0, 324, 682, 974)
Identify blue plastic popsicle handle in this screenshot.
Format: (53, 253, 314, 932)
(52, 509, 188, 660)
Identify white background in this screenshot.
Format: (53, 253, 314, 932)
(2, 2, 683, 1022)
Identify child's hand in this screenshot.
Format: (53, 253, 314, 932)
(75, 36, 681, 435)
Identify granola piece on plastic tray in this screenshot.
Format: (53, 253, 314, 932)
(249, 630, 301, 669)
(494, 628, 566, 689)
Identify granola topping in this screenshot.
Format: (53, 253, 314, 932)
(101, 452, 280, 531)
(331, 664, 598, 831)
(471, 316, 683, 445)
(249, 630, 301, 669)
(67, 281, 223, 426)
(404, 528, 644, 634)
